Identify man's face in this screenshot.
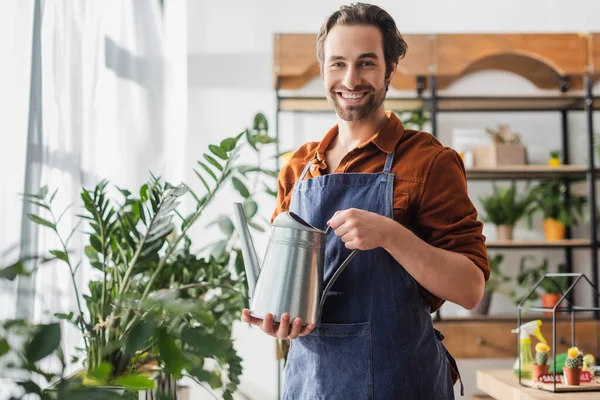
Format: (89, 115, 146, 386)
(322, 24, 391, 122)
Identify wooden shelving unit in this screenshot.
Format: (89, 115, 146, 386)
(486, 239, 594, 249)
(466, 165, 596, 180)
(272, 32, 600, 321)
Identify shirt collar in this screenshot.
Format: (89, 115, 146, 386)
(304, 110, 405, 163)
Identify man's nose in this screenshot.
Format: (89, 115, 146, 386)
(342, 66, 361, 90)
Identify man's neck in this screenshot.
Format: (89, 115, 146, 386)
(334, 108, 388, 152)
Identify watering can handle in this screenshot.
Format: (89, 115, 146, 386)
(319, 247, 359, 310)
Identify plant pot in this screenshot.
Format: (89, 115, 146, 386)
(541, 293, 562, 316)
(543, 218, 565, 241)
(468, 291, 492, 316)
(496, 225, 514, 241)
(563, 366, 582, 385)
(532, 363, 550, 381)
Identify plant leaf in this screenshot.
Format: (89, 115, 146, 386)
(194, 169, 211, 194)
(242, 199, 258, 219)
(189, 368, 223, 389)
(124, 320, 155, 357)
(16, 380, 42, 396)
(54, 312, 74, 321)
(25, 323, 61, 363)
(27, 214, 56, 230)
(0, 261, 28, 281)
(88, 362, 112, 382)
(198, 161, 217, 181)
(111, 374, 155, 390)
(0, 338, 10, 357)
(232, 177, 250, 198)
(209, 144, 228, 161)
(49, 250, 68, 263)
(220, 138, 237, 152)
(204, 154, 224, 171)
(182, 327, 229, 358)
(157, 329, 185, 375)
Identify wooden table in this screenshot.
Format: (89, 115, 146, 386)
(476, 370, 600, 399)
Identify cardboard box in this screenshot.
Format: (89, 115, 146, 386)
(472, 143, 527, 167)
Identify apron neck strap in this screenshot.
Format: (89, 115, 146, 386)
(299, 158, 314, 181)
(299, 148, 395, 180)
(383, 149, 395, 173)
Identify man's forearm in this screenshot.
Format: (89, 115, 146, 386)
(381, 218, 485, 310)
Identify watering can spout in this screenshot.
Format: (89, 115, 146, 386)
(233, 202, 261, 298)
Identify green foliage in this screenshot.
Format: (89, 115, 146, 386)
(530, 179, 587, 227)
(479, 181, 537, 226)
(396, 108, 430, 131)
(1, 113, 277, 399)
(510, 255, 568, 305)
(485, 253, 511, 293)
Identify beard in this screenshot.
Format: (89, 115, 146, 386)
(326, 82, 387, 122)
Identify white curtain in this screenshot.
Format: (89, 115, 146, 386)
(0, 0, 187, 395)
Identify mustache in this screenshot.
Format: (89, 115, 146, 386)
(331, 85, 373, 92)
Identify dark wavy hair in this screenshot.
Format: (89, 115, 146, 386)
(317, 3, 408, 80)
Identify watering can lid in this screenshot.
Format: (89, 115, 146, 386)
(272, 211, 323, 233)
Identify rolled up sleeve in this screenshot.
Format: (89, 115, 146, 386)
(416, 148, 489, 310)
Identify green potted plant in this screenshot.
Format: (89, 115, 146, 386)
(468, 253, 510, 316)
(479, 181, 537, 241)
(510, 255, 568, 315)
(531, 179, 587, 241)
(2, 113, 277, 399)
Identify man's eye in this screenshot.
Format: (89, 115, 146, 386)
(331, 62, 344, 68)
(360, 61, 375, 67)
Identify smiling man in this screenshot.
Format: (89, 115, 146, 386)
(242, 3, 489, 399)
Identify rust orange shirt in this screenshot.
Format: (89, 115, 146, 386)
(271, 111, 489, 313)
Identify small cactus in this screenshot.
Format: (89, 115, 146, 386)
(566, 357, 579, 368)
(535, 342, 550, 366)
(565, 346, 581, 369)
(536, 351, 548, 365)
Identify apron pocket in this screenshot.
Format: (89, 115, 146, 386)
(284, 321, 373, 400)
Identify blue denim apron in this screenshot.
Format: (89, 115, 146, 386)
(283, 149, 457, 399)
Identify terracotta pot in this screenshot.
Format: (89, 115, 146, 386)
(541, 293, 562, 316)
(532, 363, 550, 381)
(544, 218, 565, 241)
(496, 225, 514, 241)
(563, 366, 582, 386)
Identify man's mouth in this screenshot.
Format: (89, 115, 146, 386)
(336, 91, 369, 103)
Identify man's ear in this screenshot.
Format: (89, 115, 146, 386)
(386, 62, 398, 86)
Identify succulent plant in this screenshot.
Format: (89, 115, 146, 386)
(565, 357, 579, 368)
(535, 342, 550, 366)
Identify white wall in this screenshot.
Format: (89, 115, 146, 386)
(186, 1, 600, 399)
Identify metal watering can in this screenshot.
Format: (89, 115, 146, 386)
(233, 203, 358, 326)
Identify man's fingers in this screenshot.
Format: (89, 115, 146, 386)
(276, 313, 291, 338)
(287, 318, 303, 339)
(244, 310, 315, 339)
(262, 313, 278, 336)
(299, 323, 316, 337)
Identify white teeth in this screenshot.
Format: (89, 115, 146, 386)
(341, 92, 365, 99)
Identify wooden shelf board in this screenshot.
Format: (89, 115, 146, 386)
(466, 165, 595, 179)
(486, 239, 593, 248)
(436, 314, 597, 323)
(278, 96, 598, 112)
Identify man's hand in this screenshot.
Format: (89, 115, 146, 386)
(327, 208, 392, 250)
(242, 309, 316, 339)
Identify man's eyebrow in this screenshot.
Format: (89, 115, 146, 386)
(327, 53, 379, 62)
(358, 53, 378, 59)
